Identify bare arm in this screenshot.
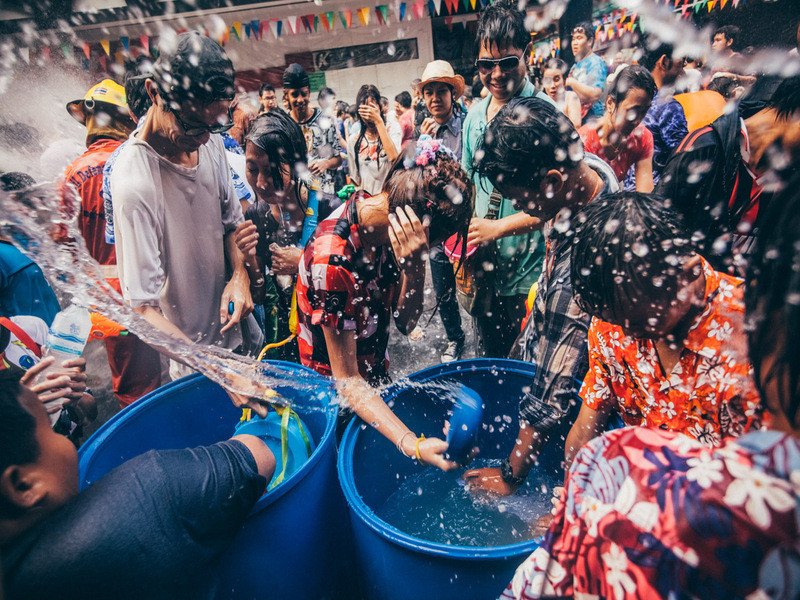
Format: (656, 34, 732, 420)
(565, 91, 583, 129)
(388, 205, 429, 335)
(375, 117, 399, 163)
(634, 157, 654, 193)
(323, 325, 456, 470)
(220, 231, 254, 334)
(134, 304, 195, 344)
(564, 403, 610, 469)
(467, 212, 544, 247)
(566, 76, 603, 104)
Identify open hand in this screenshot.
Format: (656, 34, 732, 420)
(463, 466, 517, 496)
(358, 100, 382, 126)
(388, 205, 429, 272)
(467, 217, 501, 247)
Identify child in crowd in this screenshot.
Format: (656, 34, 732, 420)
(296, 137, 471, 469)
(565, 192, 762, 467)
(578, 65, 657, 192)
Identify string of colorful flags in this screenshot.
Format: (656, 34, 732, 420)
(17, 0, 490, 68)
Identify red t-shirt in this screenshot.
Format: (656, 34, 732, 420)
(578, 124, 654, 181)
(398, 109, 414, 145)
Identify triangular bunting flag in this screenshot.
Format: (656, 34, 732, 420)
(303, 15, 314, 33)
(221, 29, 230, 45)
(694, 1, 704, 13)
(432, 0, 443, 16)
(412, 0, 425, 19)
(720, 0, 728, 7)
(120, 36, 129, 52)
(326, 12, 336, 31)
(339, 10, 351, 28)
(244, 23, 251, 38)
(320, 13, 330, 31)
(398, 1, 407, 21)
(60, 42, 74, 60)
(100, 39, 110, 56)
(314, 15, 320, 32)
(707, 0, 716, 11)
(357, 7, 370, 26)
(139, 34, 149, 54)
(462, 0, 470, 13)
(81, 41, 91, 60)
(19, 46, 30, 63)
(378, 5, 390, 24)
(269, 19, 280, 38)
(250, 20, 260, 39)
(259, 20, 268, 39)
(286, 16, 299, 34)
(469, 0, 477, 10)
(232, 22, 242, 40)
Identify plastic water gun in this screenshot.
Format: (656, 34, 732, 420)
(336, 184, 356, 200)
(89, 312, 128, 340)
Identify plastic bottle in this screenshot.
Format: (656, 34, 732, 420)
(41, 305, 91, 425)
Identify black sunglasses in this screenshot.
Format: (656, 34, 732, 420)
(474, 55, 522, 74)
(170, 105, 234, 136)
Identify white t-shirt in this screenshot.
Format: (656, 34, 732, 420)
(110, 134, 244, 355)
(347, 120, 403, 196)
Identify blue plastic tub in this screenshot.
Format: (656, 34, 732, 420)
(79, 363, 353, 600)
(338, 358, 573, 600)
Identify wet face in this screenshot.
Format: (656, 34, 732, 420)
(287, 87, 311, 117)
(477, 42, 528, 103)
(12, 387, 79, 513)
(260, 90, 277, 111)
(542, 68, 565, 100)
(495, 178, 559, 221)
(571, 30, 592, 60)
(164, 98, 232, 153)
(662, 56, 685, 87)
(712, 33, 731, 53)
(245, 142, 292, 205)
(607, 87, 651, 137)
(423, 82, 454, 121)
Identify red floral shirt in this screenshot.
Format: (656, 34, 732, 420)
(581, 258, 762, 446)
(502, 427, 800, 599)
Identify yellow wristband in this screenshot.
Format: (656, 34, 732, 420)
(414, 434, 426, 461)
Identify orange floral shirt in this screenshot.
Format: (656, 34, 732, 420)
(581, 258, 762, 447)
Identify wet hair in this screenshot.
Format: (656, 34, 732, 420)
(707, 74, 741, 100)
(746, 173, 800, 424)
(476, 0, 530, 53)
(714, 25, 740, 46)
(151, 32, 235, 108)
(474, 96, 583, 190)
(0, 368, 39, 517)
(124, 60, 153, 121)
(573, 21, 595, 44)
(544, 58, 569, 76)
(353, 84, 386, 176)
(259, 83, 275, 96)
(335, 100, 349, 118)
(607, 65, 657, 106)
(246, 110, 308, 194)
(0, 172, 35, 192)
(638, 39, 676, 73)
(767, 75, 800, 120)
(395, 91, 412, 110)
(318, 87, 335, 102)
(571, 192, 695, 321)
(383, 142, 473, 256)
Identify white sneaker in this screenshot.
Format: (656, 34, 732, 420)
(440, 340, 464, 363)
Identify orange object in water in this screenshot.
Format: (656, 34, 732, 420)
(89, 312, 127, 339)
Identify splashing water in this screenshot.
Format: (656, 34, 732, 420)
(376, 458, 557, 547)
(0, 182, 329, 409)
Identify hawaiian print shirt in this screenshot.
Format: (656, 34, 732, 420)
(502, 427, 800, 600)
(298, 108, 343, 198)
(581, 258, 762, 446)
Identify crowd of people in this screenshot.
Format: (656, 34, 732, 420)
(1, 1, 799, 598)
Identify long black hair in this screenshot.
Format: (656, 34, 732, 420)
(353, 84, 385, 177)
(246, 110, 308, 202)
(746, 173, 800, 425)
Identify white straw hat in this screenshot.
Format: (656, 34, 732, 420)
(419, 60, 465, 99)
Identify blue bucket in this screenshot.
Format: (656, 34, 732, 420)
(79, 362, 354, 599)
(338, 358, 572, 600)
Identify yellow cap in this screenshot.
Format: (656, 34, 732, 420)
(66, 79, 129, 125)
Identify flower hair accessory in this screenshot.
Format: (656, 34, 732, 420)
(413, 134, 457, 166)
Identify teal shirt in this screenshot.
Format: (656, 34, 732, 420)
(461, 79, 553, 297)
